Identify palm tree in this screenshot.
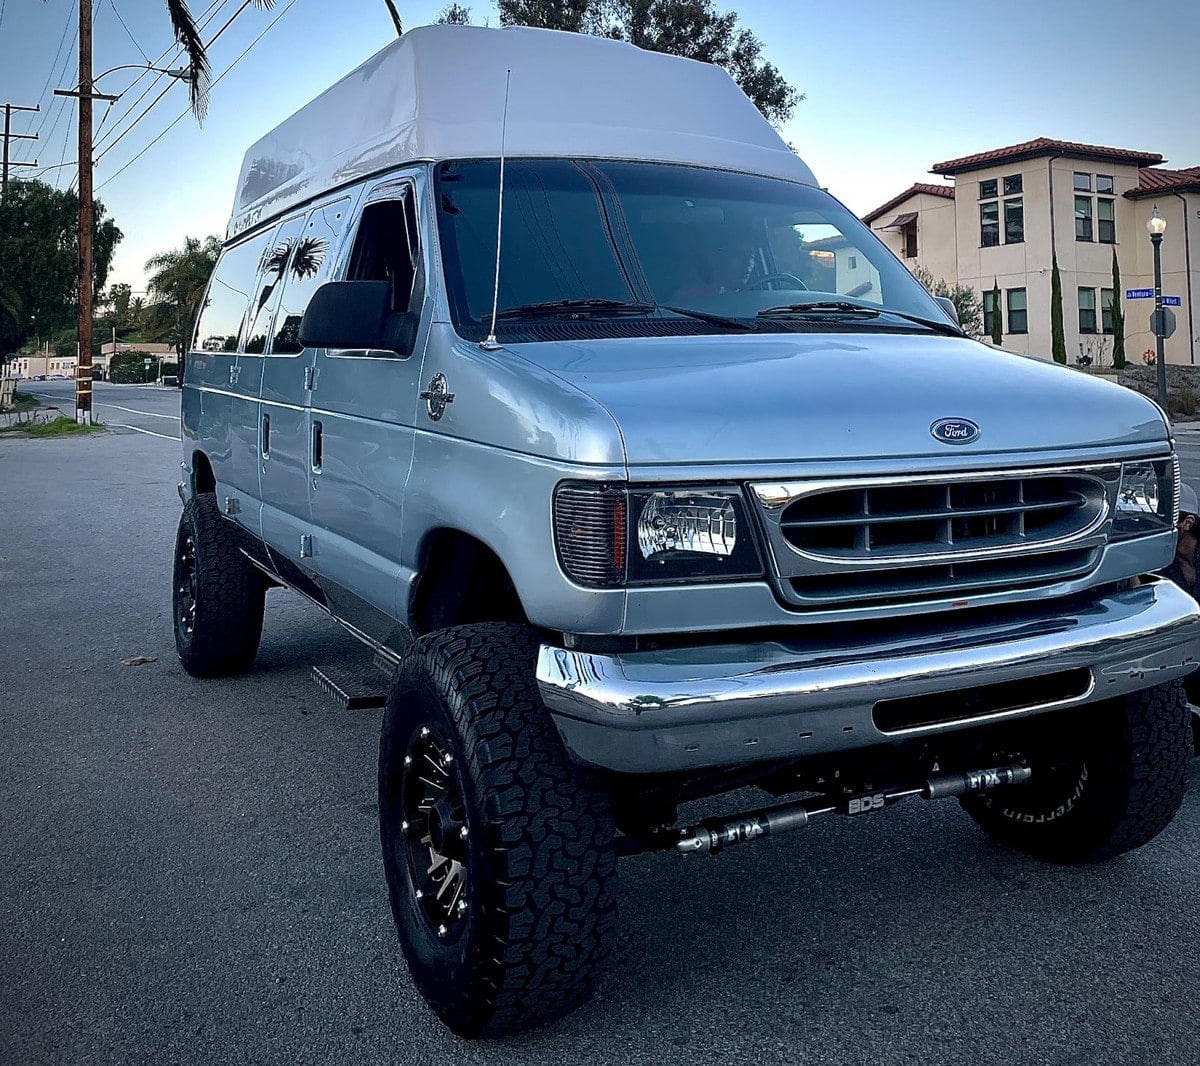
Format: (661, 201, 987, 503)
(144, 235, 222, 355)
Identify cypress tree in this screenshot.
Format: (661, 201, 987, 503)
(990, 279, 1003, 345)
(1110, 248, 1126, 369)
(1051, 255, 1067, 364)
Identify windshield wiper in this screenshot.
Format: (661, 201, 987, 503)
(493, 298, 755, 331)
(757, 300, 961, 336)
(495, 298, 658, 320)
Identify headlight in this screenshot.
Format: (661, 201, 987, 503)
(553, 483, 763, 587)
(1112, 457, 1178, 539)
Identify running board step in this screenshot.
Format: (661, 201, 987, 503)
(311, 664, 389, 710)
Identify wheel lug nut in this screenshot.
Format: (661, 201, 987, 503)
(442, 753, 453, 765)
(459, 826, 468, 839)
(415, 889, 424, 900)
(404, 755, 412, 765)
(401, 820, 409, 832)
(420, 726, 430, 738)
(456, 900, 468, 914)
(437, 924, 447, 938)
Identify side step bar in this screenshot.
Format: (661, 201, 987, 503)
(311, 662, 391, 710)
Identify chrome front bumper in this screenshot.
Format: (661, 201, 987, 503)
(536, 578, 1200, 773)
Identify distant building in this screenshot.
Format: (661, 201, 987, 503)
(865, 138, 1199, 366)
(10, 353, 76, 379)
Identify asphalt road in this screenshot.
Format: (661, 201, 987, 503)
(19, 380, 182, 440)
(2, 403, 1200, 1064)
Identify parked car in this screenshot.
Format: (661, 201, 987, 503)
(173, 25, 1200, 1039)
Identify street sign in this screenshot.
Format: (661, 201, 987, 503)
(1163, 296, 1182, 307)
(143, 357, 151, 367)
(1126, 288, 1154, 300)
(1151, 308, 1177, 339)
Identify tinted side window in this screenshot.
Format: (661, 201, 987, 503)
(244, 217, 304, 354)
(271, 198, 351, 355)
(346, 193, 421, 313)
(193, 230, 275, 353)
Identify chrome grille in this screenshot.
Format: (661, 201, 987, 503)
(780, 473, 1106, 560)
(754, 465, 1121, 610)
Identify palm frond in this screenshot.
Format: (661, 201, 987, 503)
(165, 0, 212, 120)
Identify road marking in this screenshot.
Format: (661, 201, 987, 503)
(109, 423, 180, 441)
(94, 401, 179, 421)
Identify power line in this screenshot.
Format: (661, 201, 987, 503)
(97, 0, 302, 192)
(96, 0, 263, 165)
(33, 21, 79, 139)
(107, 0, 150, 63)
(93, 0, 234, 156)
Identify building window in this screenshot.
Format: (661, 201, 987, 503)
(1097, 198, 1115, 243)
(1101, 288, 1115, 333)
(980, 202, 1000, 247)
(1073, 172, 1092, 191)
(983, 289, 1001, 338)
(901, 219, 917, 259)
(1004, 198, 1024, 244)
(1003, 174, 1022, 195)
(848, 255, 858, 269)
(979, 178, 998, 199)
(1097, 174, 1114, 194)
(1075, 196, 1093, 241)
(1078, 287, 1097, 333)
(1007, 288, 1028, 334)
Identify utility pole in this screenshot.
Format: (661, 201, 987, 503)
(1, 103, 40, 195)
(54, 1, 116, 424)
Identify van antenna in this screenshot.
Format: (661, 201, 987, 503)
(480, 69, 512, 352)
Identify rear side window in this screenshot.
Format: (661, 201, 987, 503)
(244, 217, 304, 354)
(270, 198, 351, 355)
(346, 192, 421, 313)
(193, 229, 275, 353)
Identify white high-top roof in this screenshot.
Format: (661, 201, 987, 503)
(227, 24, 816, 238)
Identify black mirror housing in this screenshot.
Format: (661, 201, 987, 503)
(299, 281, 415, 355)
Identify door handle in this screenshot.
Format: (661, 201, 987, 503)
(261, 412, 270, 459)
(311, 420, 323, 473)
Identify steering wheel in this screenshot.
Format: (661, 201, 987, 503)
(742, 272, 809, 292)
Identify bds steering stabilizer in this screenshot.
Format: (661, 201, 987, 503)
(674, 763, 1031, 856)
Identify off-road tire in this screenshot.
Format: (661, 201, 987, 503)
(378, 623, 617, 1038)
(172, 492, 265, 677)
(963, 680, 1191, 863)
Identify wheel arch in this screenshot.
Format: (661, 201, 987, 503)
(191, 450, 216, 495)
(408, 527, 528, 636)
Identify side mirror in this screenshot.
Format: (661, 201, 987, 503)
(299, 281, 417, 355)
(933, 295, 960, 325)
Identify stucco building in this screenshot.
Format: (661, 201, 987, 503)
(865, 138, 1199, 367)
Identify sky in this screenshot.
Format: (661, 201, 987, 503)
(2, 0, 1198, 293)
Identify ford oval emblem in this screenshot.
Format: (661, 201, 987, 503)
(930, 417, 980, 445)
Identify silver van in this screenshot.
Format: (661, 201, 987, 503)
(174, 25, 1199, 1037)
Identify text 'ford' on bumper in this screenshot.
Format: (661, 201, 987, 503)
(536, 578, 1200, 774)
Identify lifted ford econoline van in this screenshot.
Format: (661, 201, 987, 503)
(175, 25, 1199, 1037)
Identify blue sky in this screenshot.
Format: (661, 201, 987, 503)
(2, 0, 1198, 291)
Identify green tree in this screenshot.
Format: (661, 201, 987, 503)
(0, 179, 121, 356)
(989, 279, 1002, 345)
(143, 235, 222, 357)
(910, 264, 983, 338)
(1050, 254, 1067, 364)
(495, 0, 801, 123)
(1110, 248, 1126, 369)
(438, 3, 473, 22)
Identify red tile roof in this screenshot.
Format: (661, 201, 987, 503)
(931, 137, 1163, 175)
(1126, 166, 1200, 198)
(862, 182, 955, 224)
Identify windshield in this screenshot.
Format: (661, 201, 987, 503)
(435, 159, 951, 340)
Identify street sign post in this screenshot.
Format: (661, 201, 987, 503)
(1150, 308, 1177, 340)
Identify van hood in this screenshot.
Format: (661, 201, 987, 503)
(506, 332, 1168, 467)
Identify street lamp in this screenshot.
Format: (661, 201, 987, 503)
(1148, 204, 1168, 409)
